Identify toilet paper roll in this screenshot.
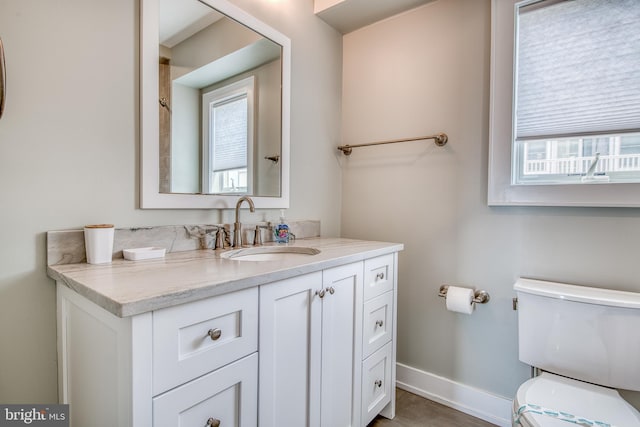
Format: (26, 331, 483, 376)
(445, 286, 475, 314)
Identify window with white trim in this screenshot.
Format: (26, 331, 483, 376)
(202, 76, 255, 194)
(489, 0, 640, 206)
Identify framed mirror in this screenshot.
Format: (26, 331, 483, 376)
(141, 0, 291, 208)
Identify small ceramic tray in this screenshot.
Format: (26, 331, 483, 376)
(123, 247, 166, 261)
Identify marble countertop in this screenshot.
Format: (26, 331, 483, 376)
(47, 237, 403, 317)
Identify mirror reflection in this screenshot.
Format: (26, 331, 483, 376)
(159, 0, 283, 196)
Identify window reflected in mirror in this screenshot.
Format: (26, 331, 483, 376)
(203, 76, 254, 194)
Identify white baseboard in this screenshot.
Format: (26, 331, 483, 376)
(396, 363, 513, 427)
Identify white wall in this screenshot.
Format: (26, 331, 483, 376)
(171, 81, 200, 192)
(0, 0, 342, 403)
(341, 0, 640, 407)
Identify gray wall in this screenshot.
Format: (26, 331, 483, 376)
(341, 0, 640, 404)
(0, 0, 342, 402)
(4, 0, 637, 410)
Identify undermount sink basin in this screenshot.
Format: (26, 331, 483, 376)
(220, 246, 321, 261)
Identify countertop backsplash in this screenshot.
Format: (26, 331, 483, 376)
(47, 220, 321, 266)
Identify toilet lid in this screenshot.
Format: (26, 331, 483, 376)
(514, 372, 640, 427)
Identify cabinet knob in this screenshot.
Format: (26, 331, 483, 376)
(206, 418, 221, 427)
(376, 272, 385, 280)
(315, 289, 326, 298)
(375, 379, 383, 388)
(375, 320, 384, 328)
(327, 287, 335, 295)
(207, 328, 222, 341)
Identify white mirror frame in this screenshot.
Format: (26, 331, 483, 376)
(140, 0, 291, 209)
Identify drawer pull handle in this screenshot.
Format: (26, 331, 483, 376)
(315, 289, 326, 298)
(375, 379, 383, 388)
(375, 320, 384, 328)
(206, 418, 221, 427)
(376, 272, 385, 281)
(327, 287, 335, 295)
(207, 328, 222, 341)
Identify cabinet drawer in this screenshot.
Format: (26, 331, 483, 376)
(153, 353, 258, 427)
(152, 287, 258, 394)
(361, 342, 393, 426)
(364, 254, 394, 301)
(363, 291, 393, 358)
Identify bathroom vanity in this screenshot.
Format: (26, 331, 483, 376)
(48, 237, 402, 427)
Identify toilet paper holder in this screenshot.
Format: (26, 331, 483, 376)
(438, 285, 490, 304)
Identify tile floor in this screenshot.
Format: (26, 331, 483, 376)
(368, 388, 497, 427)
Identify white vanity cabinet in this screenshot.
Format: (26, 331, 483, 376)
(54, 247, 399, 427)
(361, 254, 396, 425)
(259, 262, 365, 427)
(259, 256, 398, 427)
(56, 285, 259, 427)
(151, 289, 259, 427)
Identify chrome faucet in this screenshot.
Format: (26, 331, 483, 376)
(233, 196, 255, 247)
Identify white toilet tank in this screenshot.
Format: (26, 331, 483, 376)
(515, 277, 640, 392)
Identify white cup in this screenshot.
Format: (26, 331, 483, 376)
(84, 224, 115, 264)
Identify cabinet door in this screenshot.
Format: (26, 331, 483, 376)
(259, 272, 323, 427)
(153, 353, 257, 427)
(320, 262, 363, 427)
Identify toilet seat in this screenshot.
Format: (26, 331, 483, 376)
(513, 372, 640, 427)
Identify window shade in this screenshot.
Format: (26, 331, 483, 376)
(212, 96, 248, 172)
(515, 0, 640, 141)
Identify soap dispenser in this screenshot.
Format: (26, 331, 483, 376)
(273, 210, 290, 243)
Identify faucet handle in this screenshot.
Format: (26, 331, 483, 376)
(253, 226, 263, 246)
(253, 225, 272, 246)
(215, 228, 228, 249)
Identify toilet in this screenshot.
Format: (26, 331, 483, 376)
(513, 278, 640, 427)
